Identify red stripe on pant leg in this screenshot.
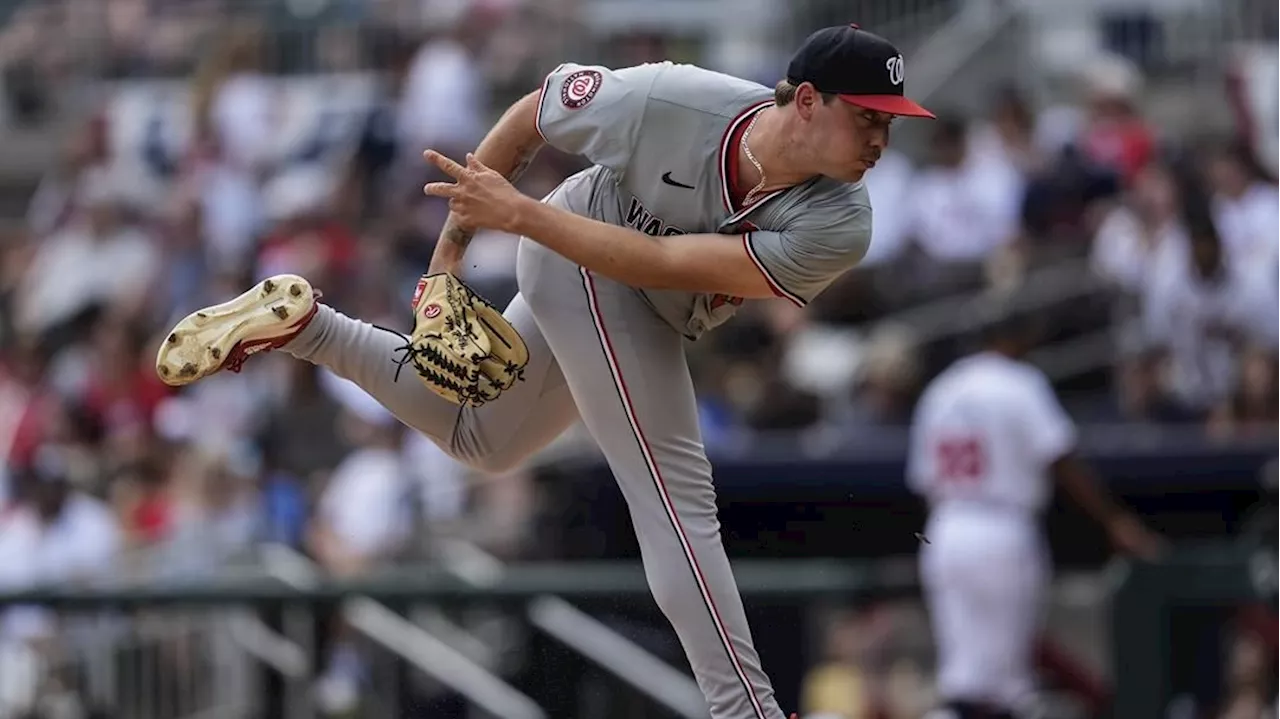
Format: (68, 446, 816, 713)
(580, 268, 769, 719)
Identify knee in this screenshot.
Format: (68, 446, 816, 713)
(636, 542, 697, 617)
(455, 445, 528, 476)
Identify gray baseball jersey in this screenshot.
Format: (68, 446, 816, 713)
(279, 60, 877, 719)
(535, 61, 873, 338)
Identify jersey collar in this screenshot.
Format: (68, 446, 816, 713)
(718, 100, 788, 222)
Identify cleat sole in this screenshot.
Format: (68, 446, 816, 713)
(156, 274, 314, 387)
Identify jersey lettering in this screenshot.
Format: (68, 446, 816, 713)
(934, 435, 986, 485)
(625, 197, 686, 237)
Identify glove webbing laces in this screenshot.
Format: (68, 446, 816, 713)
(382, 282, 494, 408)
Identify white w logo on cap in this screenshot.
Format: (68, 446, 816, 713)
(886, 55, 905, 85)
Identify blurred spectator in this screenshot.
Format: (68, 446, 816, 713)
(0, 443, 122, 631)
(1076, 54, 1157, 187)
(256, 164, 359, 295)
(0, 3, 63, 128)
(48, 315, 171, 447)
(306, 382, 413, 577)
(0, 337, 55, 497)
(974, 86, 1047, 178)
(1207, 346, 1280, 440)
(799, 609, 875, 719)
(12, 165, 162, 343)
(910, 116, 1023, 267)
(1141, 211, 1279, 419)
(1020, 142, 1121, 248)
(156, 197, 213, 321)
(1205, 139, 1280, 276)
(1091, 159, 1186, 297)
(110, 455, 173, 551)
(0, 443, 122, 584)
(859, 148, 915, 268)
(711, 302, 824, 433)
(345, 33, 425, 225)
(398, 24, 489, 162)
(836, 325, 923, 429)
(261, 361, 352, 487)
(1021, 58, 1155, 249)
(799, 605, 936, 719)
(401, 431, 470, 530)
(187, 21, 276, 272)
(165, 443, 261, 571)
(25, 116, 111, 237)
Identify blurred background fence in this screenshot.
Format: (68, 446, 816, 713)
(0, 0, 1276, 718)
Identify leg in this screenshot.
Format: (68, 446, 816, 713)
(921, 517, 1045, 715)
(285, 293, 577, 473)
(157, 274, 577, 473)
(517, 240, 784, 719)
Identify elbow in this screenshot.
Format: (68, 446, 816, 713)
(516, 90, 549, 148)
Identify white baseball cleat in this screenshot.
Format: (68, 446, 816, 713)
(155, 274, 320, 387)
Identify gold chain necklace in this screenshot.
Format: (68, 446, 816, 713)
(740, 111, 767, 208)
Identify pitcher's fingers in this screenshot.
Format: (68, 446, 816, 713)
(423, 149, 466, 178)
(423, 182, 459, 198)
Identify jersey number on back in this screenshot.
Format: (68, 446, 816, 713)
(934, 436, 986, 485)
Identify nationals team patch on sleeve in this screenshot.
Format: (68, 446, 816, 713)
(560, 69, 603, 109)
(535, 62, 658, 171)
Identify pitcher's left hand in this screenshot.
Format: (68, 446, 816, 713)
(423, 150, 528, 234)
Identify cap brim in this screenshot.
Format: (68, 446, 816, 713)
(838, 94, 936, 118)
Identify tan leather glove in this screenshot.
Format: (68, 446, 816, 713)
(403, 273, 529, 407)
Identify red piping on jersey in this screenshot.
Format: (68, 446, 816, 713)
(533, 63, 567, 145)
(741, 233, 806, 307)
(580, 267, 773, 719)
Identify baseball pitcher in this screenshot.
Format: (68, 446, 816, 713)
(157, 25, 933, 719)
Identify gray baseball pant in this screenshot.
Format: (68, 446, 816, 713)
(283, 239, 784, 719)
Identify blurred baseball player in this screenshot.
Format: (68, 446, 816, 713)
(157, 25, 933, 719)
(908, 311, 1164, 719)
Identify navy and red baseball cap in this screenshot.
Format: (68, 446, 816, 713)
(787, 24, 935, 118)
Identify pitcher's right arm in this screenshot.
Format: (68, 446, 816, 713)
(426, 62, 658, 275)
(426, 91, 545, 275)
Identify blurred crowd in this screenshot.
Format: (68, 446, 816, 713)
(0, 3, 1274, 718)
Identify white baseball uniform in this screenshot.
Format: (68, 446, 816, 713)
(907, 352, 1076, 712)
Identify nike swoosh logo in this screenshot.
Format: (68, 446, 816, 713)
(661, 172, 695, 190)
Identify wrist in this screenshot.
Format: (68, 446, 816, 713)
(508, 195, 544, 237)
(428, 240, 465, 276)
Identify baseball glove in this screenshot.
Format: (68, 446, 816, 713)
(398, 273, 529, 407)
